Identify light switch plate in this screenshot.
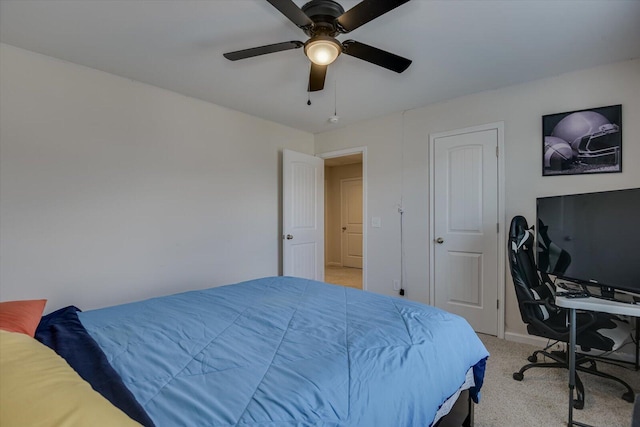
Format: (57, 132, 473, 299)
(371, 217, 381, 228)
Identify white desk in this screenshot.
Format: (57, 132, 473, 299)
(556, 295, 640, 427)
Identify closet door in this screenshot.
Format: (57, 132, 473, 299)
(432, 125, 500, 335)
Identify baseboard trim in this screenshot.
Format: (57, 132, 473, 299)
(504, 332, 549, 348)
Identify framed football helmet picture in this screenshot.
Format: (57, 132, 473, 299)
(542, 104, 622, 176)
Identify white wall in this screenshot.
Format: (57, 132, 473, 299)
(315, 58, 640, 337)
(0, 43, 314, 312)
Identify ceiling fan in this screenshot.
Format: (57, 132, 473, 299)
(223, 0, 412, 92)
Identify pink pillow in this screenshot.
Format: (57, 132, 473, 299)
(0, 299, 47, 337)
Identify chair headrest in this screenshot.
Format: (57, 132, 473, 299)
(509, 215, 534, 253)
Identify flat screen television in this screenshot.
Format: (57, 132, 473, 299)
(536, 188, 640, 296)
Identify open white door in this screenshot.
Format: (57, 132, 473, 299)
(283, 149, 324, 280)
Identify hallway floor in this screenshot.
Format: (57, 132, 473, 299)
(324, 266, 362, 289)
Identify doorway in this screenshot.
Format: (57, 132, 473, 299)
(320, 149, 366, 290)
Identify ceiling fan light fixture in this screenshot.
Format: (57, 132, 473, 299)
(304, 36, 341, 66)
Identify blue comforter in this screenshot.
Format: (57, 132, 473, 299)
(78, 276, 488, 426)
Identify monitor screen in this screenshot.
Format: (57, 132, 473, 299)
(536, 188, 640, 294)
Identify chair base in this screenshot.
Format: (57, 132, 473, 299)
(512, 349, 635, 409)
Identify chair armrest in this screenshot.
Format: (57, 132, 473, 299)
(523, 298, 557, 315)
(573, 310, 598, 334)
(523, 300, 597, 340)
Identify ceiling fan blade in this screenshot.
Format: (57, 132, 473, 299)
(223, 41, 303, 61)
(308, 63, 327, 92)
(266, 0, 314, 29)
(342, 40, 411, 73)
(336, 0, 411, 33)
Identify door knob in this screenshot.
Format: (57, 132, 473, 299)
(342, 227, 347, 231)
(285, 234, 294, 240)
(435, 237, 444, 244)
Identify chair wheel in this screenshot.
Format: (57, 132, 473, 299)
(573, 400, 584, 410)
(622, 391, 635, 403)
(527, 355, 538, 363)
(513, 372, 524, 381)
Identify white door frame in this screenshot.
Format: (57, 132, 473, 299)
(428, 123, 505, 338)
(318, 146, 367, 290)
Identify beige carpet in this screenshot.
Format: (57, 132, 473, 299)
(476, 334, 639, 426)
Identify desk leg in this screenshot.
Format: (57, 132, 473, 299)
(635, 317, 639, 371)
(567, 309, 593, 427)
(568, 307, 576, 426)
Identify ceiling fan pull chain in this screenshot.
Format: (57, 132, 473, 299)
(334, 80, 337, 116)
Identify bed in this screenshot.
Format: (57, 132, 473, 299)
(2, 276, 488, 426)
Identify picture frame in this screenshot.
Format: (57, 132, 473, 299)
(542, 104, 622, 176)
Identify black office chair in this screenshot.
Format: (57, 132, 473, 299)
(508, 215, 635, 409)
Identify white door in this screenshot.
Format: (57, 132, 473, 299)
(283, 149, 324, 280)
(341, 178, 363, 268)
(432, 126, 499, 335)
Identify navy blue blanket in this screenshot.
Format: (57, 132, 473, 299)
(35, 306, 155, 427)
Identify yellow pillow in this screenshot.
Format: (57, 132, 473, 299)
(0, 330, 142, 427)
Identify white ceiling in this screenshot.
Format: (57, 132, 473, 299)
(1, 0, 639, 134)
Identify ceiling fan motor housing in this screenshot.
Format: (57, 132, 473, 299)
(301, 0, 345, 36)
